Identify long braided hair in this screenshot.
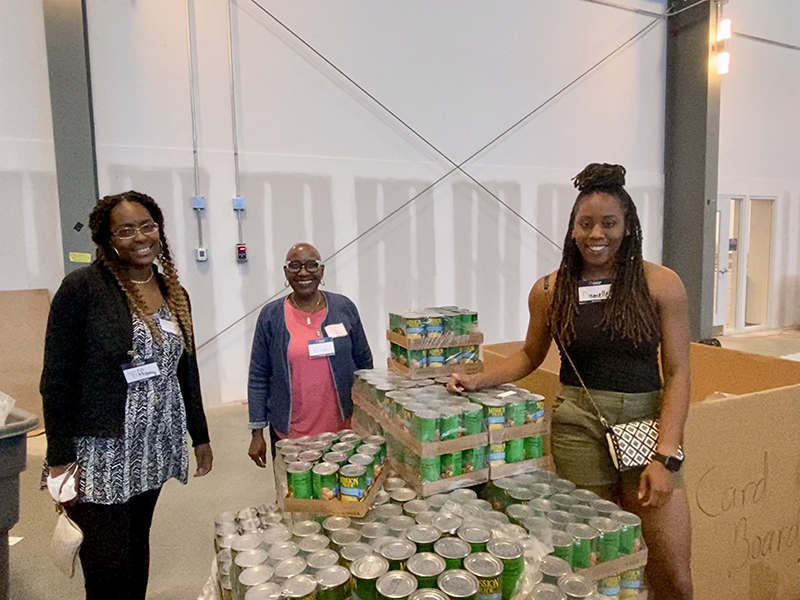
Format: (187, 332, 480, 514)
(550, 163, 659, 347)
(89, 191, 195, 352)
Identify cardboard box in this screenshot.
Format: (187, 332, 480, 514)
(483, 340, 800, 600)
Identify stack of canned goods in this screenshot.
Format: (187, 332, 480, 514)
(353, 370, 547, 482)
(278, 429, 386, 502)
(388, 307, 481, 370)
(486, 472, 645, 600)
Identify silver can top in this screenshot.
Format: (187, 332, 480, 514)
(323, 451, 348, 464)
(387, 515, 416, 534)
(298, 450, 322, 463)
(425, 494, 450, 509)
(292, 520, 322, 538)
(457, 525, 492, 545)
(414, 511, 437, 526)
(340, 542, 373, 563)
(463, 552, 503, 578)
(448, 488, 478, 502)
(358, 443, 382, 457)
(244, 582, 281, 600)
(374, 503, 403, 521)
(281, 574, 317, 599)
(273, 557, 307, 579)
(365, 435, 385, 446)
(330, 528, 361, 547)
(383, 477, 407, 492)
(261, 525, 292, 545)
(316, 565, 351, 589)
(437, 569, 480, 599)
(433, 536, 471, 559)
(486, 539, 523, 561)
(531, 583, 567, 600)
(286, 461, 313, 474)
(312, 462, 339, 476)
(466, 499, 493, 512)
(350, 555, 390, 580)
(299, 534, 330, 553)
(407, 552, 446, 578)
(322, 516, 352, 532)
(409, 589, 448, 600)
(339, 464, 366, 478)
(611, 510, 642, 528)
(371, 490, 391, 506)
(390, 488, 418, 503)
(371, 536, 399, 554)
(406, 525, 440, 545)
(350, 453, 373, 467)
(538, 555, 572, 578)
(231, 533, 262, 553)
(587, 516, 620, 535)
(306, 549, 339, 570)
(235, 549, 269, 569)
(239, 564, 274, 587)
(360, 522, 390, 540)
(268, 541, 299, 562)
(376, 570, 418, 599)
(432, 513, 463, 535)
(557, 574, 595, 598)
(380, 539, 417, 561)
(566, 523, 597, 541)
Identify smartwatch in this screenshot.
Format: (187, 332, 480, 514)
(652, 452, 683, 472)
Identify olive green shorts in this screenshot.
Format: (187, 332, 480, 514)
(551, 384, 684, 490)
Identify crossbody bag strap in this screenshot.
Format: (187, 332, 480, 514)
(543, 274, 611, 430)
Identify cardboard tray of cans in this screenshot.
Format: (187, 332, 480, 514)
(353, 389, 489, 457)
(487, 419, 549, 443)
(389, 456, 489, 496)
(386, 329, 485, 350)
(488, 455, 553, 480)
(274, 452, 390, 518)
(576, 546, 648, 582)
(387, 357, 483, 380)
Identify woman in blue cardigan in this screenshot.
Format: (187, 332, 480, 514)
(247, 242, 373, 467)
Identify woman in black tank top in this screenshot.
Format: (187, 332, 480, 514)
(448, 164, 693, 600)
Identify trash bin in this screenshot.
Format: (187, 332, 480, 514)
(0, 408, 39, 600)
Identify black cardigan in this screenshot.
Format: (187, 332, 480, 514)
(40, 263, 210, 466)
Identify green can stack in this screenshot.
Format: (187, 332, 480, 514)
(524, 436, 544, 460)
(487, 539, 524, 600)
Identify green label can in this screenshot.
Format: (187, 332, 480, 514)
(424, 314, 444, 339)
(433, 537, 470, 570)
(365, 436, 386, 465)
(597, 574, 621, 598)
(445, 346, 461, 366)
(420, 456, 441, 483)
(441, 451, 463, 478)
(611, 511, 642, 555)
(287, 462, 313, 499)
(483, 400, 506, 430)
(550, 530, 575, 567)
(524, 436, 544, 460)
(413, 410, 439, 443)
(439, 407, 462, 441)
(457, 525, 491, 553)
(443, 313, 461, 336)
(505, 439, 524, 464)
(312, 462, 340, 500)
(349, 454, 375, 487)
(566, 523, 597, 569)
(462, 446, 486, 472)
(504, 399, 526, 427)
(463, 553, 503, 600)
(340, 465, 367, 502)
(487, 443, 505, 467)
(619, 568, 642, 598)
(427, 347, 445, 368)
(461, 345, 480, 364)
(407, 552, 446, 589)
(350, 555, 389, 600)
(462, 404, 484, 435)
(409, 349, 426, 369)
(525, 395, 545, 424)
(589, 517, 621, 563)
(315, 565, 351, 600)
(487, 539, 524, 600)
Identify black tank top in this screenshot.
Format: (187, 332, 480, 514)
(556, 290, 662, 393)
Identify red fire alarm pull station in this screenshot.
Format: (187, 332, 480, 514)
(236, 244, 247, 263)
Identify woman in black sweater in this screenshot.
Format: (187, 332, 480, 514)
(41, 191, 212, 600)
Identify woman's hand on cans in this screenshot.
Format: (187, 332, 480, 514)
(194, 443, 214, 477)
(248, 430, 268, 468)
(447, 373, 476, 394)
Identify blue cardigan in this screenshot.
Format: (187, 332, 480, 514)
(247, 291, 373, 434)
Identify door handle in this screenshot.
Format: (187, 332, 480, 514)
(718, 268, 729, 274)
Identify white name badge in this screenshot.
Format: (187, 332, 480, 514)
(159, 318, 179, 335)
(123, 360, 161, 384)
(578, 280, 612, 304)
(324, 323, 347, 338)
(308, 337, 336, 358)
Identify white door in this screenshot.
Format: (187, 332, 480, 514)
(714, 196, 744, 332)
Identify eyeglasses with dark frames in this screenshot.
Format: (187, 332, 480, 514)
(284, 259, 323, 274)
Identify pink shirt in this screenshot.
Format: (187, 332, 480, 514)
(279, 299, 345, 438)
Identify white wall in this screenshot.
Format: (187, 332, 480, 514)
(83, 0, 670, 404)
(718, 0, 800, 329)
(0, 0, 63, 295)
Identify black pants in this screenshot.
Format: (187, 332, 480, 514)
(66, 488, 161, 600)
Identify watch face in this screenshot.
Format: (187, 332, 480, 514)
(665, 456, 682, 472)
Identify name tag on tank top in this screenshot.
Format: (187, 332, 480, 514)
(122, 360, 161, 384)
(578, 280, 612, 304)
(308, 337, 336, 358)
(158, 317, 179, 335)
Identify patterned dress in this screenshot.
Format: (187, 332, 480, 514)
(75, 306, 189, 505)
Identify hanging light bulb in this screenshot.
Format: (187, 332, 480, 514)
(717, 19, 732, 42)
(717, 50, 730, 75)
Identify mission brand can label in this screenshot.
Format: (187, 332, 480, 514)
(619, 568, 642, 599)
(340, 465, 367, 502)
(597, 575, 621, 598)
(487, 443, 505, 467)
(524, 436, 544, 460)
(427, 347, 445, 368)
(286, 462, 313, 499)
(463, 553, 503, 600)
(525, 395, 546, 423)
(483, 400, 506, 430)
(312, 462, 340, 500)
(349, 454, 375, 487)
(504, 399, 526, 427)
(487, 539, 524, 600)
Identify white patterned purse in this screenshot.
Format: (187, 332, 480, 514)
(606, 419, 684, 471)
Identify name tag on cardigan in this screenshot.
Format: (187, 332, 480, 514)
(308, 337, 336, 358)
(578, 280, 612, 304)
(324, 323, 347, 338)
(158, 318, 179, 335)
(122, 360, 161, 384)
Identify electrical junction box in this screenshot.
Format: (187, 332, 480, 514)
(195, 247, 208, 262)
(236, 244, 247, 263)
(191, 196, 205, 210)
(232, 196, 245, 211)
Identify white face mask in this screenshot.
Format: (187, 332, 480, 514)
(47, 465, 79, 503)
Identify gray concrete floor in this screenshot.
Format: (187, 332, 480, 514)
(7, 328, 800, 599)
(9, 402, 274, 600)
